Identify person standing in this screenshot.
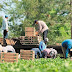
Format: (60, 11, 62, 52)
(2, 15, 8, 39)
(62, 39, 72, 59)
(33, 20, 49, 41)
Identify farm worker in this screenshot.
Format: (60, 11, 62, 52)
(42, 48, 57, 59)
(2, 44, 16, 53)
(39, 38, 49, 51)
(62, 39, 72, 59)
(31, 48, 42, 58)
(2, 15, 8, 39)
(33, 20, 49, 41)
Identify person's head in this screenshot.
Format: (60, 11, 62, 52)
(32, 20, 38, 25)
(5, 15, 8, 19)
(44, 38, 49, 44)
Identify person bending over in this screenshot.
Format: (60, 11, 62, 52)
(62, 39, 72, 59)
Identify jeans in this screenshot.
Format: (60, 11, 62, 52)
(43, 29, 48, 40)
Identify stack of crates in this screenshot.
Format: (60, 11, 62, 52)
(19, 27, 42, 45)
(1, 52, 18, 63)
(20, 50, 35, 60)
(20, 36, 42, 45)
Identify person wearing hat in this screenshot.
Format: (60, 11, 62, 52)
(2, 15, 8, 39)
(62, 39, 72, 59)
(33, 20, 49, 41)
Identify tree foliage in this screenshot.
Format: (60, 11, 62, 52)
(1, 0, 71, 44)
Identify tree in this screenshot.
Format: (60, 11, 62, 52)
(3, 0, 70, 44)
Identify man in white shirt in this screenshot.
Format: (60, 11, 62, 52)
(33, 20, 49, 41)
(2, 15, 8, 39)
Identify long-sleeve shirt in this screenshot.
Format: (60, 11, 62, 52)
(37, 20, 49, 33)
(62, 39, 72, 58)
(39, 40, 47, 51)
(2, 18, 8, 31)
(31, 48, 42, 58)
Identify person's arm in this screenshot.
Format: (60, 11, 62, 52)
(38, 23, 42, 33)
(38, 50, 42, 58)
(65, 48, 69, 58)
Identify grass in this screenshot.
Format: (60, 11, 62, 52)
(0, 57, 72, 72)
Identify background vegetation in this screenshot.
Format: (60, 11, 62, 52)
(0, 0, 71, 45)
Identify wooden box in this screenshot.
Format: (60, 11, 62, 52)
(25, 27, 36, 36)
(20, 50, 35, 60)
(20, 36, 42, 45)
(1, 52, 18, 63)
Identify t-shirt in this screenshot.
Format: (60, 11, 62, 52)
(2, 18, 8, 30)
(39, 41, 46, 51)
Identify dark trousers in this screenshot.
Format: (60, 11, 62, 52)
(3, 30, 7, 46)
(3, 30, 7, 38)
(43, 29, 48, 40)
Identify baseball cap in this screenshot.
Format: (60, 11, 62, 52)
(44, 38, 49, 42)
(32, 20, 38, 26)
(5, 15, 8, 18)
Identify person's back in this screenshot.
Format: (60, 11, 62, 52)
(39, 40, 46, 51)
(42, 49, 51, 58)
(2, 18, 8, 30)
(38, 20, 48, 33)
(62, 39, 72, 48)
(31, 48, 42, 58)
(2, 45, 16, 53)
(42, 48, 57, 58)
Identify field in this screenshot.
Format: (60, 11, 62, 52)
(0, 57, 72, 72)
